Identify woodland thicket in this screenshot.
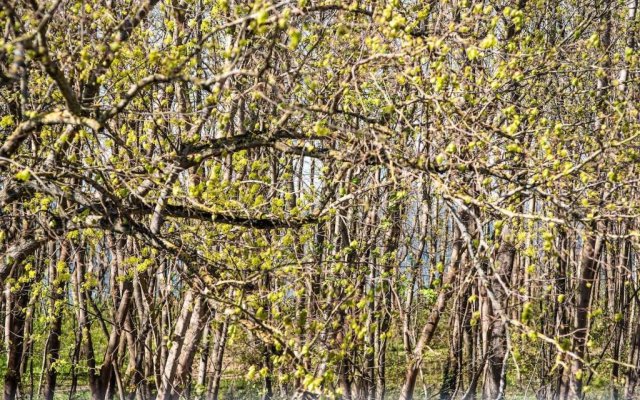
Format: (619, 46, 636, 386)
(2, 0, 640, 399)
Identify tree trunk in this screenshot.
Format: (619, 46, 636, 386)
(400, 220, 467, 400)
(4, 265, 31, 400)
(568, 226, 603, 399)
(43, 242, 69, 400)
(482, 227, 516, 400)
(207, 317, 229, 400)
(173, 296, 209, 399)
(157, 289, 195, 400)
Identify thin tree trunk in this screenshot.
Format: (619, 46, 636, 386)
(568, 225, 604, 399)
(400, 219, 467, 400)
(482, 227, 516, 400)
(157, 289, 195, 400)
(4, 265, 31, 400)
(43, 242, 69, 400)
(207, 317, 229, 400)
(173, 296, 209, 400)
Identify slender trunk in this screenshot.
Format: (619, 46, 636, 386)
(440, 298, 463, 400)
(611, 236, 629, 400)
(157, 289, 195, 400)
(4, 265, 31, 400)
(625, 319, 640, 399)
(43, 242, 69, 400)
(207, 317, 229, 400)
(173, 296, 209, 400)
(482, 227, 516, 400)
(555, 230, 571, 400)
(399, 220, 467, 400)
(197, 320, 211, 398)
(568, 226, 604, 399)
